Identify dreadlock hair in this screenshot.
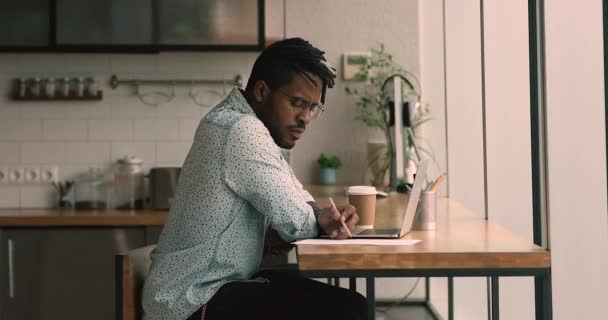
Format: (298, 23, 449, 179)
(245, 37, 336, 104)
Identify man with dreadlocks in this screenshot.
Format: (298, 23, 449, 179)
(142, 38, 367, 320)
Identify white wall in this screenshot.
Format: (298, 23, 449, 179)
(426, 0, 537, 319)
(544, 0, 608, 319)
(426, 0, 608, 319)
(285, 0, 421, 187)
(483, 0, 535, 318)
(418, 0, 448, 197)
(429, 1, 488, 318)
(443, 0, 486, 218)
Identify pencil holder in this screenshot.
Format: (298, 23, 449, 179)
(413, 191, 436, 230)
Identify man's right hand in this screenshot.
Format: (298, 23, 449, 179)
(317, 204, 358, 239)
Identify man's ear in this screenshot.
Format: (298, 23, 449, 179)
(253, 80, 270, 103)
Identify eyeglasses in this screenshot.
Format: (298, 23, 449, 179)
(275, 89, 325, 120)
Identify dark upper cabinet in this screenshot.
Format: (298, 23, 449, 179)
(0, 0, 49, 47)
(0, 0, 265, 52)
(56, 0, 153, 45)
(158, 0, 260, 47)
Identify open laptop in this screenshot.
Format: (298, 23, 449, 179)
(348, 159, 429, 239)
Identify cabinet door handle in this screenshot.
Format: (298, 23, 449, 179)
(8, 238, 15, 299)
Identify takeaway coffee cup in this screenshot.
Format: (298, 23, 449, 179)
(346, 186, 377, 232)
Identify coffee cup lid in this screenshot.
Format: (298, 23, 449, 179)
(346, 186, 377, 195)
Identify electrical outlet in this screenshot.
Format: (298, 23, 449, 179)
(0, 167, 7, 183)
(7, 167, 23, 184)
(40, 166, 58, 183)
(23, 167, 40, 183)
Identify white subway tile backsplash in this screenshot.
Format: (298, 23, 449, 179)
(201, 106, 213, 118)
(134, 119, 179, 141)
(110, 96, 157, 119)
(21, 142, 66, 164)
(62, 54, 111, 72)
(189, 87, 229, 108)
(156, 52, 256, 74)
(20, 185, 55, 208)
(0, 105, 21, 119)
(0, 120, 42, 141)
(66, 142, 111, 165)
(0, 142, 20, 164)
(17, 54, 66, 72)
(59, 165, 91, 181)
(111, 142, 156, 165)
(64, 102, 112, 119)
(43, 119, 87, 141)
(156, 96, 202, 118)
(156, 142, 191, 165)
(0, 54, 20, 73)
(156, 53, 206, 73)
(0, 187, 20, 208)
(179, 119, 201, 140)
(21, 103, 67, 119)
(88, 119, 133, 141)
(0, 76, 14, 96)
(110, 55, 158, 73)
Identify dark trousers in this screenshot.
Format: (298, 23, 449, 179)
(187, 270, 368, 320)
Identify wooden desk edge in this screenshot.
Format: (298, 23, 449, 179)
(297, 251, 551, 271)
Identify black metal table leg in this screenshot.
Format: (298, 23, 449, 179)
(349, 277, 357, 291)
(366, 277, 375, 320)
(535, 270, 552, 320)
(487, 277, 492, 320)
(334, 277, 341, 287)
(425, 277, 430, 303)
(448, 276, 454, 320)
(491, 276, 500, 320)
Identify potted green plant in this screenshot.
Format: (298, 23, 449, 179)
(317, 153, 342, 185)
(345, 44, 432, 188)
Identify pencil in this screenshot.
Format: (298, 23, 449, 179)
(329, 197, 352, 238)
(429, 174, 446, 192)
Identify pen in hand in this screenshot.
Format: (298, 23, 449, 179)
(329, 197, 352, 238)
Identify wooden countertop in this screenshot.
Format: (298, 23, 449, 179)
(297, 190, 551, 271)
(0, 185, 339, 227)
(0, 209, 168, 227)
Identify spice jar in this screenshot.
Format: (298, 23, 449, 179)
(17, 78, 26, 97)
(30, 77, 41, 96)
(86, 77, 99, 96)
(76, 77, 85, 97)
(62, 77, 71, 96)
(45, 77, 55, 97)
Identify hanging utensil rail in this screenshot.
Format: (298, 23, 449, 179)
(109, 74, 243, 89)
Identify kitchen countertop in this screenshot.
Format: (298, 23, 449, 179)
(0, 209, 168, 227)
(0, 185, 347, 227)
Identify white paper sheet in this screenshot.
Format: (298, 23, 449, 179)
(294, 239, 421, 246)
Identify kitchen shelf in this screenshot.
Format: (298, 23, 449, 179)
(11, 91, 103, 101)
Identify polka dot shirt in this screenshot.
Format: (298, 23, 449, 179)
(142, 88, 319, 320)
